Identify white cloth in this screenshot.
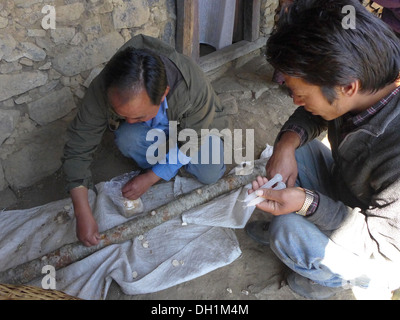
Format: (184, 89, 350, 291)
(0, 173, 256, 300)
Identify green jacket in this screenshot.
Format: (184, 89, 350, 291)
(62, 35, 231, 192)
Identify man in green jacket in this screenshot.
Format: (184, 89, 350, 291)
(246, 0, 400, 299)
(62, 35, 230, 247)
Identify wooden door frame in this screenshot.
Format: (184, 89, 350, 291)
(176, 0, 264, 70)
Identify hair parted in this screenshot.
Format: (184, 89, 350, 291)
(267, 0, 400, 102)
(103, 47, 168, 106)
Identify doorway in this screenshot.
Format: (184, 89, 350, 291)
(176, 0, 264, 70)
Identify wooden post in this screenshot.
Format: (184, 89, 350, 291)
(243, 0, 261, 42)
(176, 0, 200, 62)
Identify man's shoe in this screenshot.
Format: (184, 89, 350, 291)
(286, 272, 349, 300)
(245, 220, 270, 246)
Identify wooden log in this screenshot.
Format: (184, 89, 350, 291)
(0, 161, 266, 285)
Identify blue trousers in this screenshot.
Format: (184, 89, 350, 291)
(114, 122, 226, 184)
(269, 140, 400, 290)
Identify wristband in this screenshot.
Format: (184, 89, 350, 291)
(296, 188, 314, 216)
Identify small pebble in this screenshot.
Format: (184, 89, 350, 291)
(151, 210, 156, 216)
(138, 235, 144, 241)
(132, 271, 138, 278)
(172, 259, 180, 267)
(142, 241, 149, 248)
(241, 289, 249, 295)
(226, 287, 232, 294)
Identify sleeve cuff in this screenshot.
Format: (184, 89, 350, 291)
(278, 124, 308, 147)
(65, 178, 94, 193)
(306, 190, 319, 216)
(151, 148, 191, 181)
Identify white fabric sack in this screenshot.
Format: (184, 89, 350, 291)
(0, 173, 256, 300)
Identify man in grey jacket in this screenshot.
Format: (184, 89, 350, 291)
(246, 0, 400, 299)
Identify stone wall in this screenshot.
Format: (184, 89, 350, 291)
(0, 0, 278, 193)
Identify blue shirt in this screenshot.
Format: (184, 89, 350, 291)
(145, 98, 191, 181)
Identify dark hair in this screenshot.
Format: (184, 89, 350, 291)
(103, 47, 167, 105)
(267, 0, 400, 103)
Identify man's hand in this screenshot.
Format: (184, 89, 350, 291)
(254, 187, 305, 216)
(70, 186, 101, 247)
(248, 176, 305, 216)
(122, 170, 161, 200)
(249, 176, 306, 216)
(266, 131, 300, 187)
(75, 208, 101, 247)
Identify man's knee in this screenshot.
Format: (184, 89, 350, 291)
(193, 163, 226, 184)
(115, 122, 153, 168)
(115, 122, 150, 155)
(269, 214, 311, 254)
(269, 214, 294, 246)
(186, 135, 226, 184)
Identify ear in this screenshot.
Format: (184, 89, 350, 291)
(161, 86, 170, 102)
(341, 80, 359, 98)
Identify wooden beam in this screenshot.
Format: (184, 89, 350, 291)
(176, 0, 200, 61)
(243, 0, 261, 42)
(199, 37, 267, 73)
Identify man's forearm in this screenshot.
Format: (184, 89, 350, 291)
(70, 186, 91, 216)
(276, 130, 301, 151)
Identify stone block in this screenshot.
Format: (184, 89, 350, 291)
(0, 71, 48, 102)
(1, 98, 14, 108)
(52, 32, 124, 76)
(50, 28, 76, 45)
(212, 76, 250, 95)
(0, 61, 22, 74)
(217, 93, 239, 115)
(0, 16, 8, 29)
(0, 109, 20, 145)
(27, 29, 47, 37)
(27, 87, 76, 125)
(38, 62, 52, 70)
(19, 57, 33, 66)
(0, 34, 17, 61)
(0, 161, 6, 191)
(3, 121, 68, 189)
(20, 42, 46, 61)
(113, 0, 150, 29)
(236, 72, 270, 99)
(0, 188, 17, 208)
(56, 3, 85, 23)
(13, 0, 43, 8)
(14, 94, 32, 105)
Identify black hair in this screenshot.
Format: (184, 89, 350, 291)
(267, 0, 400, 103)
(103, 47, 167, 105)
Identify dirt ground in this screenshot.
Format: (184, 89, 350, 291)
(2, 53, 364, 300)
